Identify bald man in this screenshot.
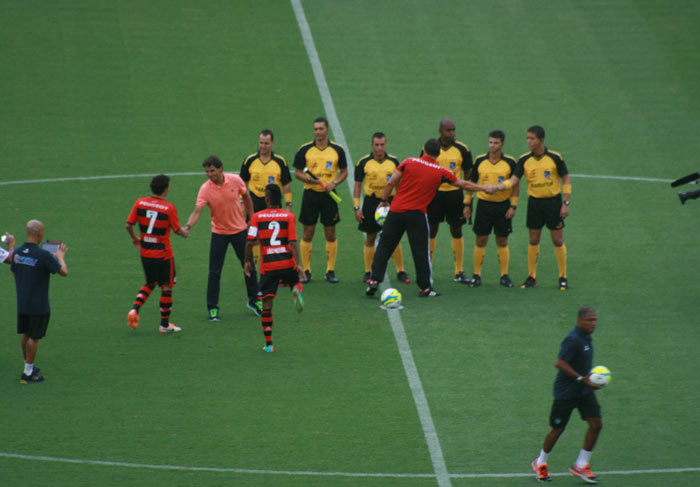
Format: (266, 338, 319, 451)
(426, 118, 474, 283)
(11, 220, 68, 384)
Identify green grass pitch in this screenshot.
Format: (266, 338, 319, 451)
(1, 1, 699, 486)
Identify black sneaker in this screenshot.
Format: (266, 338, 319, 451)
(247, 300, 263, 317)
(366, 280, 379, 296)
(325, 270, 339, 283)
(469, 274, 481, 287)
(396, 271, 411, 284)
(363, 271, 370, 283)
(20, 369, 45, 384)
(419, 288, 441, 297)
(521, 276, 537, 289)
(300, 270, 311, 283)
(500, 274, 514, 288)
(559, 277, 569, 291)
(454, 271, 470, 284)
(208, 308, 220, 322)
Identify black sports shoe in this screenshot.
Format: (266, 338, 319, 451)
(520, 276, 537, 289)
(325, 270, 339, 283)
(396, 271, 411, 284)
(366, 280, 379, 296)
(500, 274, 514, 288)
(208, 307, 220, 321)
(300, 270, 311, 283)
(20, 369, 45, 384)
(454, 271, 470, 284)
(469, 274, 482, 287)
(559, 277, 569, 291)
(419, 288, 441, 297)
(363, 271, 370, 283)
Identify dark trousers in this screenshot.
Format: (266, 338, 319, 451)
(207, 231, 258, 310)
(370, 210, 432, 290)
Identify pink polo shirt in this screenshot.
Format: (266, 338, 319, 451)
(196, 173, 248, 234)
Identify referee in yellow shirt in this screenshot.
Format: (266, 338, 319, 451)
(500, 126, 571, 290)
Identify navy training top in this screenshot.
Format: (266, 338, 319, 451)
(10, 242, 61, 315)
(553, 325, 594, 400)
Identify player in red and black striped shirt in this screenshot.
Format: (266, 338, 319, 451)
(245, 184, 304, 352)
(125, 174, 188, 334)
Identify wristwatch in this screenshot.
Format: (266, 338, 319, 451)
(575, 375, 583, 382)
(563, 200, 570, 206)
(353, 206, 360, 211)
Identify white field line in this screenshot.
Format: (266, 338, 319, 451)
(0, 173, 674, 188)
(290, 1, 451, 486)
(1, 452, 699, 479)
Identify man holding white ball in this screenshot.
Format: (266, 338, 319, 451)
(531, 306, 603, 483)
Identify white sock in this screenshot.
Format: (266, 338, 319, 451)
(537, 449, 549, 466)
(24, 362, 34, 376)
(576, 449, 592, 468)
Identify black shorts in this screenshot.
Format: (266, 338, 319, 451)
(257, 267, 300, 299)
(141, 257, 177, 287)
(17, 313, 50, 339)
(250, 192, 267, 213)
(299, 189, 340, 227)
(358, 194, 386, 234)
(527, 195, 565, 230)
(473, 199, 512, 237)
(549, 393, 601, 429)
(427, 190, 466, 226)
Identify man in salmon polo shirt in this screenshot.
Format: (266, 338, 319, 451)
(183, 155, 261, 321)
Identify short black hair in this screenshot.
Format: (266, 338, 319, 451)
(265, 184, 282, 207)
(202, 155, 223, 169)
(314, 117, 329, 128)
(489, 130, 505, 142)
(578, 306, 596, 318)
(372, 132, 386, 140)
(260, 129, 274, 141)
(527, 125, 545, 140)
(423, 138, 441, 157)
(150, 174, 170, 196)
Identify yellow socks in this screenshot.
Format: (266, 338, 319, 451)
(300, 240, 312, 272)
(452, 237, 464, 274)
(497, 245, 510, 276)
(326, 240, 338, 272)
(527, 244, 539, 279)
(473, 245, 485, 276)
(363, 245, 375, 273)
(554, 243, 567, 278)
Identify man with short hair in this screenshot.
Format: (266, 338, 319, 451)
(366, 139, 494, 297)
(240, 130, 293, 265)
(183, 156, 260, 321)
(502, 126, 571, 290)
(293, 117, 348, 284)
(353, 132, 410, 284)
(531, 306, 603, 483)
(11, 220, 68, 384)
(244, 184, 304, 353)
(464, 130, 519, 288)
(126, 174, 188, 334)
(427, 118, 474, 283)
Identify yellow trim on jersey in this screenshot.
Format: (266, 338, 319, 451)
(437, 140, 471, 192)
(355, 154, 399, 197)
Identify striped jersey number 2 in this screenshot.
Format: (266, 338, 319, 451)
(145, 210, 159, 234)
(268, 221, 281, 245)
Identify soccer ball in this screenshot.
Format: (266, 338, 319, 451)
(589, 365, 611, 388)
(374, 206, 389, 226)
(380, 288, 402, 308)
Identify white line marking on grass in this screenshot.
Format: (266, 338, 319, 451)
(0, 172, 674, 188)
(1, 452, 698, 479)
(291, 1, 452, 485)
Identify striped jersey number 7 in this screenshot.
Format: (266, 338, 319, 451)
(145, 210, 159, 234)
